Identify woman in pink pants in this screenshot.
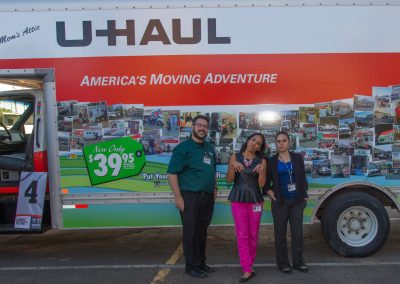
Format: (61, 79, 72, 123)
(227, 132, 267, 282)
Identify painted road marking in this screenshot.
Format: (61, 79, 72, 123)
(2, 261, 400, 271)
(150, 243, 183, 284)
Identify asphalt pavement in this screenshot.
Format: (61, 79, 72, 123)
(1, 216, 400, 284)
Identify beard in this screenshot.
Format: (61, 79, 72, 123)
(192, 128, 207, 141)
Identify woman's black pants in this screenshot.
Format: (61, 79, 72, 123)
(271, 199, 306, 269)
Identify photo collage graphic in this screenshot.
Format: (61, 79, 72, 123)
(57, 84, 400, 179)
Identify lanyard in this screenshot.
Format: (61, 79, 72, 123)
(279, 156, 294, 184)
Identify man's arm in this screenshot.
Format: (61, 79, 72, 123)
(168, 174, 184, 212)
(213, 147, 218, 200)
(214, 177, 218, 200)
(226, 154, 237, 183)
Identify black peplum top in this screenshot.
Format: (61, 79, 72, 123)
(228, 153, 264, 203)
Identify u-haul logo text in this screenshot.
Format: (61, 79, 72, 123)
(56, 18, 231, 47)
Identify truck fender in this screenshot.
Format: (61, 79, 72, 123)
(310, 181, 400, 223)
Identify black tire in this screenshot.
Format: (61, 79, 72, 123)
(321, 191, 389, 257)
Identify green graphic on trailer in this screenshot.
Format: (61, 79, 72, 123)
(83, 137, 145, 185)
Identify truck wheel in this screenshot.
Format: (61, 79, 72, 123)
(321, 192, 389, 257)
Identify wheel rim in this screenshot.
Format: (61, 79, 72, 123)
(337, 206, 378, 247)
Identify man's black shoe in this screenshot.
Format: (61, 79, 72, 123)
(200, 264, 215, 273)
(293, 264, 309, 273)
(185, 268, 207, 278)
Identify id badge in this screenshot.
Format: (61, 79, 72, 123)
(288, 183, 296, 192)
(253, 204, 262, 212)
(203, 155, 211, 165)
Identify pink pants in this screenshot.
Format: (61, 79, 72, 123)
(231, 201, 263, 273)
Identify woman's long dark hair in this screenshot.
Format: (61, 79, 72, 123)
(240, 132, 266, 157)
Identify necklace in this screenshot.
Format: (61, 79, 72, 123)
(243, 157, 253, 167)
(242, 150, 256, 167)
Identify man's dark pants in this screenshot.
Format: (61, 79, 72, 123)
(180, 191, 214, 271)
(271, 199, 306, 269)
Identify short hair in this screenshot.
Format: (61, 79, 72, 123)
(193, 114, 210, 126)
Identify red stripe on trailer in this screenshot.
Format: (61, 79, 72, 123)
(75, 204, 89, 209)
(0, 186, 18, 194)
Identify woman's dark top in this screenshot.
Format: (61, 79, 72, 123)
(278, 160, 297, 200)
(264, 151, 308, 204)
(228, 153, 264, 203)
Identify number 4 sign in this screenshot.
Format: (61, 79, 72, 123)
(15, 172, 47, 230)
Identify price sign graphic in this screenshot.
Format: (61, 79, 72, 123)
(83, 137, 145, 185)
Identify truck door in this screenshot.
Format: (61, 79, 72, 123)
(0, 90, 46, 228)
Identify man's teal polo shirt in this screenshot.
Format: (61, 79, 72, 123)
(167, 137, 216, 194)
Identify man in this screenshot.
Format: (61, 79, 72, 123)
(167, 115, 217, 278)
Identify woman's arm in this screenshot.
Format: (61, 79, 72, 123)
(298, 154, 309, 191)
(263, 158, 273, 193)
(264, 160, 276, 200)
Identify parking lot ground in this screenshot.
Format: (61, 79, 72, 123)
(0, 218, 400, 284)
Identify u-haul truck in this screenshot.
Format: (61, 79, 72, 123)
(1, 0, 400, 257)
